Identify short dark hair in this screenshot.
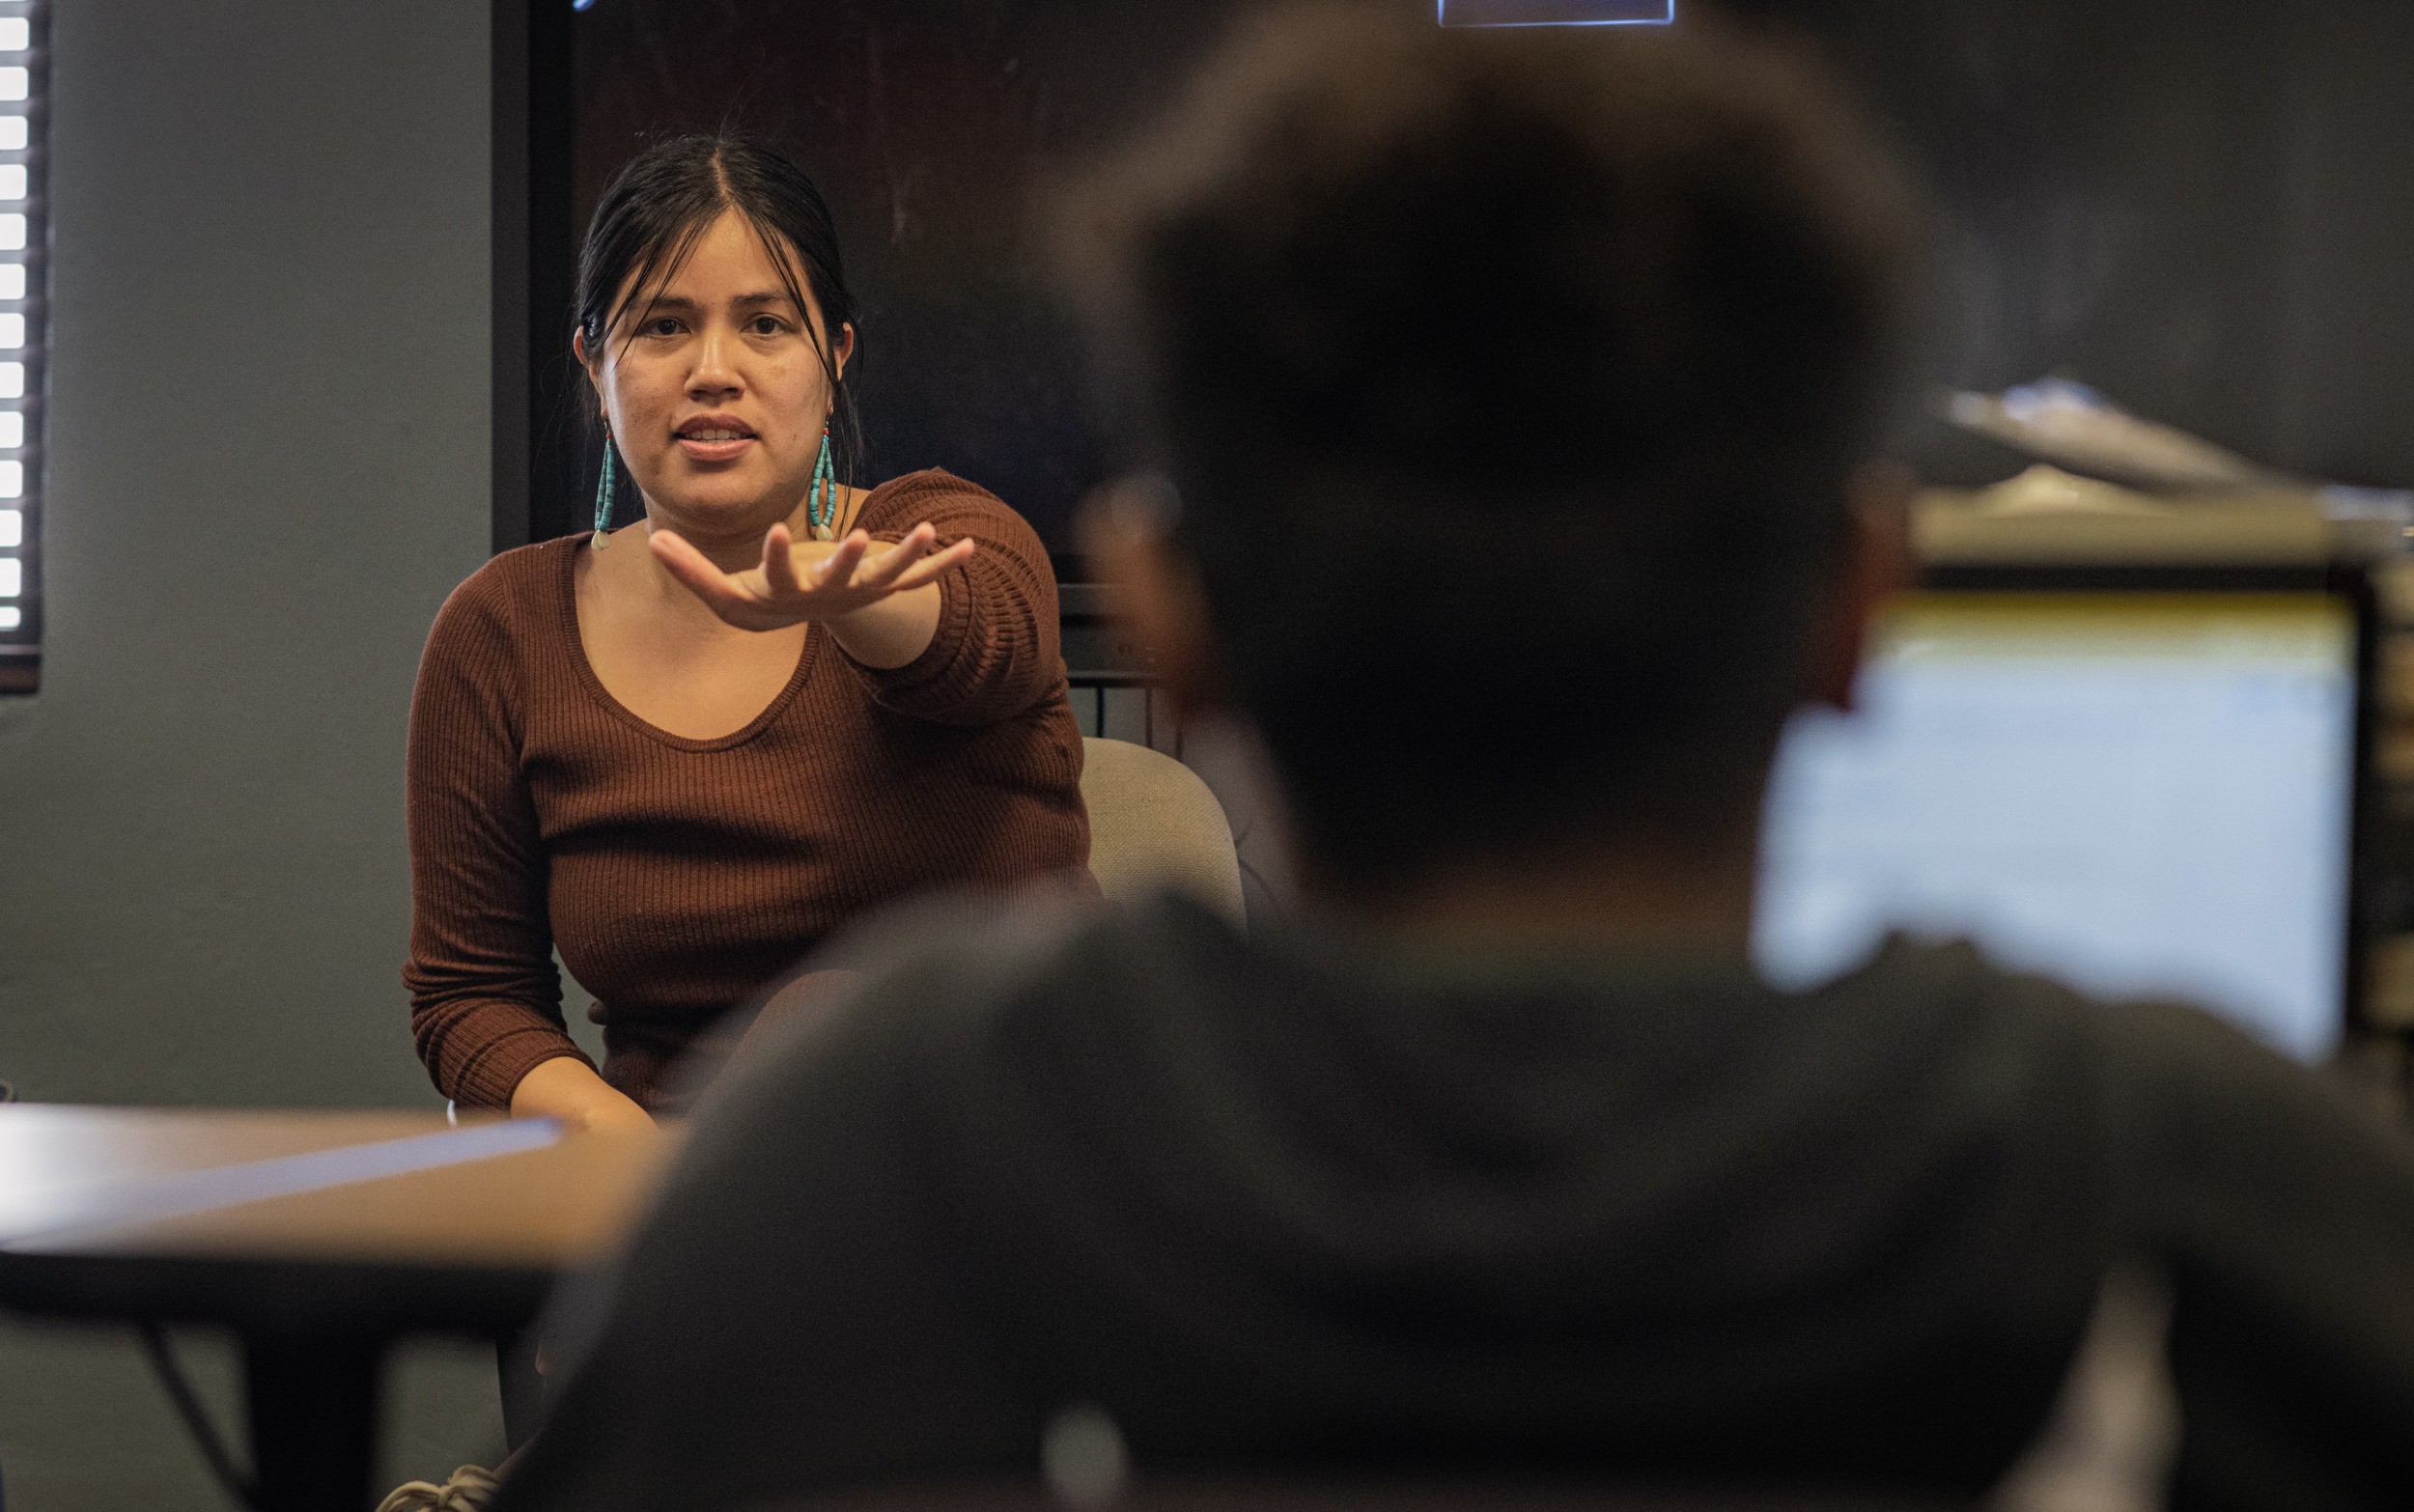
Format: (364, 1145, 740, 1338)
(576, 133, 864, 487)
(1059, 4, 1921, 886)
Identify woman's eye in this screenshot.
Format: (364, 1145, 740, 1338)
(749, 316, 782, 335)
(646, 319, 681, 337)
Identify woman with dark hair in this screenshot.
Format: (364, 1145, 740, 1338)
(403, 134, 1091, 1133)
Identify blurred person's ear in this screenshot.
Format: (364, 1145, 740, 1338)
(1811, 462, 1917, 713)
(1079, 477, 1228, 726)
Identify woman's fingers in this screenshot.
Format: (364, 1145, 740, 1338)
(650, 528, 764, 617)
(835, 526, 908, 586)
(885, 537, 978, 592)
(815, 533, 870, 589)
(649, 521, 973, 629)
(859, 524, 942, 586)
(758, 522, 802, 597)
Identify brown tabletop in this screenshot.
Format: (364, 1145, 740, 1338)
(0, 1106, 674, 1512)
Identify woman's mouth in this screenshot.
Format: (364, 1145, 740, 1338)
(674, 416, 758, 462)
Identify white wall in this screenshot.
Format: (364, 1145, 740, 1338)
(0, 2, 505, 1501)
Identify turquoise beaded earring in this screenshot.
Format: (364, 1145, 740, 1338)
(590, 431, 618, 546)
(806, 421, 836, 541)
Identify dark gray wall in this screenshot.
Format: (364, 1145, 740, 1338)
(0, 2, 506, 1501)
(1736, 0, 2414, 490)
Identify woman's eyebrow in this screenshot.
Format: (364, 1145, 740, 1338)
(635, 292, 797, 318)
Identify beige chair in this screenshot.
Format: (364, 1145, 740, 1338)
(1081, 737, 1246, 931)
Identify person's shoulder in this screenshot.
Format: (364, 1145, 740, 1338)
(432, 536, 575, 637)
(856, 468, 1029, 533)
(1849, 937, 2289, 1058)
(1824, 936, 2382, 1150)
(2077, 968, 2389, 1148)
(1816, 935, 2232, 1063)
(864, 466, 1006, 510)
(415, 540, 580, 708)
(1776, 938, 2156, 1152)
(1802, 935, 2102, 1041)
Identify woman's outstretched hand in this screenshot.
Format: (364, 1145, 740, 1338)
(649, 520, 976, 633)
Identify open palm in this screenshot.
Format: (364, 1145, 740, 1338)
(650, 520, 976, 632)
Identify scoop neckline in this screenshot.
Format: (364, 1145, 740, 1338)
(553, 532, 821, 753)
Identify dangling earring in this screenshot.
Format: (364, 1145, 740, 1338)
(591, 431, 618, 547)
(807, 422, 836, 541)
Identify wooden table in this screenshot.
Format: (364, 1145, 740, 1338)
(0, 1106, 673, 1511)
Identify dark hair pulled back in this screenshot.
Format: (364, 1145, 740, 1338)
(575, 132, 862, 488)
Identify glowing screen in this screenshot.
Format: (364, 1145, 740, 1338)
(1754, 593, 2356, 1060)
(1440, 1, 1674, 26)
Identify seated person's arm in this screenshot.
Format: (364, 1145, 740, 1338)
(808, 532, 955, 670)
(406, 577, 653, 1132)
(652, 476, 1065, 726)
(647, 515, 970, 669)
(509, 1055, 654, 1134)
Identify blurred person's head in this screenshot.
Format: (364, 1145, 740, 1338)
(1062, 3, 1923, 914)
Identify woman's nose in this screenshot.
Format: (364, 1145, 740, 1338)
(688, 326, 742, 397)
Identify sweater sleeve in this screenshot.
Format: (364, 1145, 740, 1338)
(841, 471, 1066, 728)
(402, 566, 595, 1108)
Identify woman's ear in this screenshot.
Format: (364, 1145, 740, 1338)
(573, 326, 608, 416)
(833, 322, 856, 382)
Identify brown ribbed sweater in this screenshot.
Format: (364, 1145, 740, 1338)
(404, 469, 1092, 1111)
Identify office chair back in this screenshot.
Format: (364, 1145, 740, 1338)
(1081, 737, 1246, 931)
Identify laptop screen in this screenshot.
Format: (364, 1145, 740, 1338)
(1754, 591, 2359, 1060)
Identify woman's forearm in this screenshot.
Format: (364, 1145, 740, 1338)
(510, 1055, 657, 1134)
(826, 581, 944, 669)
